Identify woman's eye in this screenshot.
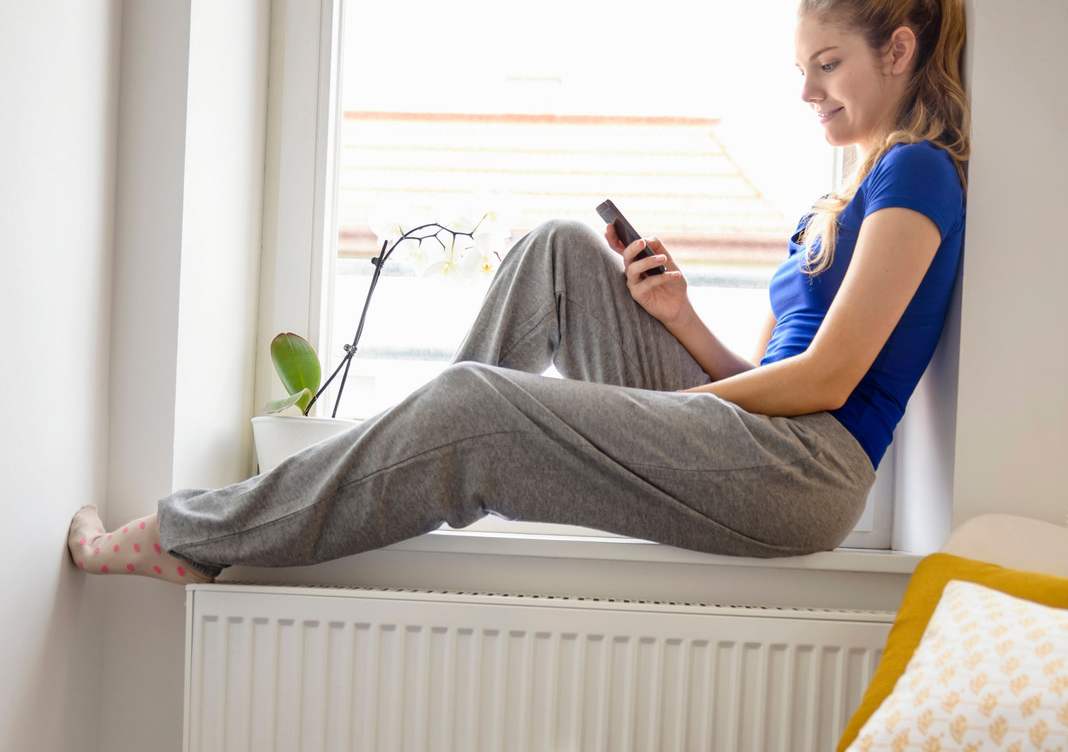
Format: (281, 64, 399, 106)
(820, 61, 839, 73)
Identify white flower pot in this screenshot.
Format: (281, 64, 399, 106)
(251, 414, 361, 473)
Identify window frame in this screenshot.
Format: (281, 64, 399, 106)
(258, 0, 901, 555)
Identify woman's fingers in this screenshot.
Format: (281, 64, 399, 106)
(606, 230, 681, 291)
(604, 224, 625, 252)
(623, 238, 670, 277)
(628, 256, 669, 285)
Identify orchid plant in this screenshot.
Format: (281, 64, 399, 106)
(267, 200, 512, 418)
(370, 197, 513, 279)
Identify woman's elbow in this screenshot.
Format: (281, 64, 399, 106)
(820, 390, 850, 413)
(798, 388, 847, 414)
(806, 369, 856, 413)
(796, 350, 862, 413)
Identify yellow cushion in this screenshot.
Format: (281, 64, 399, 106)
(836, 553, 1068, 751)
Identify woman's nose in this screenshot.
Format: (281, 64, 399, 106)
(800, 76, 822, 104)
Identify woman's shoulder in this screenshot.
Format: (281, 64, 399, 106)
(872, 141, 960, 188)
(860, 141, 965, 233)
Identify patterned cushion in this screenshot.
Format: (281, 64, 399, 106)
(843, 580, 1068, 751)
(837, 554, 1068, 750)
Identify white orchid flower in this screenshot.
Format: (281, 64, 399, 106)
(460, 242, 491, 277)
(429, 197, 479, 235)
(368, 194, 515, 279)
(369, 200, 413, 244)
(403, 236, 436, 274)
(472, 230, 504, 274)
(422, 231, 476, 280)
(371, 202, 454, 266)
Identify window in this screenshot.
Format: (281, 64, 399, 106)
(269, 0, 892, 548)
(328, 0, 834, 415)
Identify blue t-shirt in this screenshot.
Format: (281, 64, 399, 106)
(761, 141, 966, 468)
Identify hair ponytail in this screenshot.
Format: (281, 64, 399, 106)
(796, 0, 970, 275)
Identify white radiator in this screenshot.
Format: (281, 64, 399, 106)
(184, 584, 893, 752)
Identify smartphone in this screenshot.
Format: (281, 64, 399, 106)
(596, 199, 666, 275)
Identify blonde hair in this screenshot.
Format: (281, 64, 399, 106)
(797, 0, 971, 275)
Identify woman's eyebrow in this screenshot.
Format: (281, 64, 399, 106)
(807, 45, 840, 62)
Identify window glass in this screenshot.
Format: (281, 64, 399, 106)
(327, 0, 836, 420)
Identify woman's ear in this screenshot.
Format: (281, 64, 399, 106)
(886, 26, 918, 75)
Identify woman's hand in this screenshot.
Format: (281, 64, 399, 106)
(605, 223, 766, 382)
(604, 224, 692, 328)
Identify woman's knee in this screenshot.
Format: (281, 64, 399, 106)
(537, 217, 603, 243)
(431, 362, 546, 414)
(515, 219, 614, 266)
(430, 361, 506, 403)
(410, 362, 534, 442)
(513, 220, 621, 295)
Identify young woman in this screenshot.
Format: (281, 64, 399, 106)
(68, 0, 970, 584)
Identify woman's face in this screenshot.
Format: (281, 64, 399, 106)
(795, 13, 902, 157)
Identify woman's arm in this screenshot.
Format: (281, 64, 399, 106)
(752, 308, 777, 365)
(660, 301, 768, 381)
(606, 227, 761, 380)
(684, 206, 944, 416)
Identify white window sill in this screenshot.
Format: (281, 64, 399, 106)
(221, 520, 922, 612)
(393, 526, 923, 575)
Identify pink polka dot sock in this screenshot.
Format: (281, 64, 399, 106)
(67, 505, 213, 585)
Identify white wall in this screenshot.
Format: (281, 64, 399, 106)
(953, 0, 1068, 526)
(101, 2, 269, 751)
(100, 4, 193, 748)
(0, 2, 120, 750)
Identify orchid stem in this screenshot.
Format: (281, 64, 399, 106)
(303, 220, 480, 418)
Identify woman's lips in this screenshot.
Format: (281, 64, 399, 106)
(816, 107, 843, 123)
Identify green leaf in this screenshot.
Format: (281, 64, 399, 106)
(265, 388, 314, 415)
(270, 333, 321, 398)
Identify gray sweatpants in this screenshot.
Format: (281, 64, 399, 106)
(158, 220, 875, 576)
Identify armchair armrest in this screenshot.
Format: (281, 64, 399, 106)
(939, 513, 1068, 577)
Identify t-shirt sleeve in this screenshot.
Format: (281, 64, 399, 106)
(863, 143, 964, 239)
